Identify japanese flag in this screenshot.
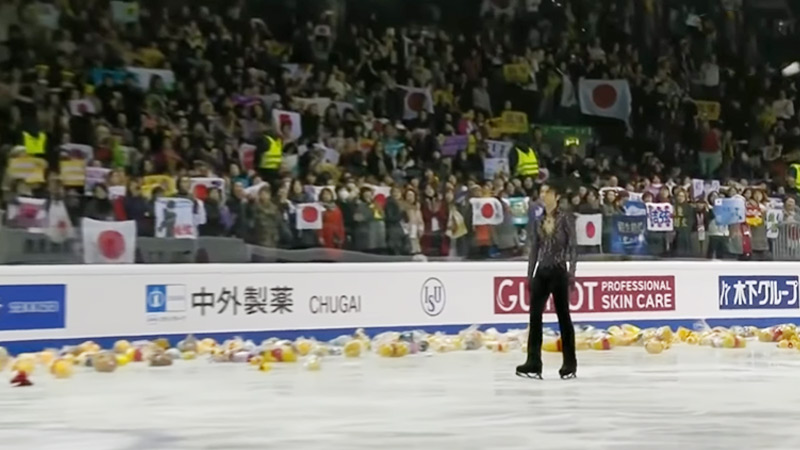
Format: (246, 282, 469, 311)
(271, 109, 302, 142)
(81, 218, 137, 264)
(578, 79, 632, 122)
(46, 201, 76, 243)
(296, 203, 324, 230)
(399, 86, 434, 120)
(470, 198, 504, 225)
(575, 213, 602, 246)
(368, 185, 392, 208)
(190, 177, 226, 201)
(6, 197, 47, 229)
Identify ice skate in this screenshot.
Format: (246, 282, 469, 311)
(558, 364, 577, 380)
(515, 361, 543, 379)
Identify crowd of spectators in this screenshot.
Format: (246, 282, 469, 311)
(1, 0, 800, 260)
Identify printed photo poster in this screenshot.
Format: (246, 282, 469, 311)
(238, 143, 256, 171)
(484, 157, 509, 180)
(505, 197, 530, 225)
(271, 109, 302, 142)
(712, 197, 746, 226)
(691, 179, 721, 201)
(766, 208, 784, 239)
(155, 198, 197, 239)
(646, 202, 674, 232)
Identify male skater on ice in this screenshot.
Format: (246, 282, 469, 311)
(516, 184, 578, 380)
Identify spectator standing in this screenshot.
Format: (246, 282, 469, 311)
(384, 186, 409, 255)
(706, 192, 729, 259)
(84, 184, 114, 221)
(698, 121, 722, 178)
(251, 186, 282, 249)
(421, 185, 449, 257)
(672, 189, 696, 257)
(403, 189, 424, 255)
(318, 188, 345, 249)
(352, 187, 386, 253)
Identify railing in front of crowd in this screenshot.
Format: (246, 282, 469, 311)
(2, 217, 799, 264)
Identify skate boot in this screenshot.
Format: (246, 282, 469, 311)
(515, 359, 543, 379)
(558, 363, 577, 379)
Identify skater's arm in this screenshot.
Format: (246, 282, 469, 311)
(565, 212, 577, 280)
(527, 218, 538, 279)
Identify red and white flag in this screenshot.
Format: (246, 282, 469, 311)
(6, 197, 47, 229)
(271, 109, 302, 142)
(45, 201, 75, 243)
(368, 185, 392, 207)
(296, 203, 324, 230)
(578, 79, 632, 122)
(575, 213, 602, 246)
(470, 198, 504, 225)
(399, 86, 434, 120)
(190, 177, 226, 201)
(81, 218, 137, 264)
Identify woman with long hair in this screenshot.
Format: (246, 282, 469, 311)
(517, 184, 578, 380)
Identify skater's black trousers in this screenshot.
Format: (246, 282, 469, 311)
(526, 265, 577, 367)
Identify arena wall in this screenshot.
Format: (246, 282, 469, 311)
(1, 262, 799, 353)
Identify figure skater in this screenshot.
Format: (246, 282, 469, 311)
(516, 184, 578, 379)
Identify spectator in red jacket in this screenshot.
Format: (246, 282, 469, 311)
(318, 188, 345, 249)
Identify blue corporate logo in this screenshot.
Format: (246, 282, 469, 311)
(718, 276, 800, 309)
(0, 284, 66, 331)
(146, 284, 187, 313)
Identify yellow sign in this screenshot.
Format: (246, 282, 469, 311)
(8, 157, 47, 184)
(142, 174, 177, 198)
(60, 160, 86, 187)
(501, 111, 529, 133)
(503, 64, 531, 84)
(694, 100, 721, 121)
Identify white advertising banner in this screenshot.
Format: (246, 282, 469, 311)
(1, 262, 800, 349)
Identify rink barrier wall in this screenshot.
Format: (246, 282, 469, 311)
(1, 262, 799, 354)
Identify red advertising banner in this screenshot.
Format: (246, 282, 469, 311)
(493, 276, 676, 314)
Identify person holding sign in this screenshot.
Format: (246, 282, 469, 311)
(517, 184, 578, 380)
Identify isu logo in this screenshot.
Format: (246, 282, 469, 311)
(494, 276, 676, 314)
(420, 277, 446, 316)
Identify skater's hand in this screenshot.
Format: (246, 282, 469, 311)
(568, 276, 576, 292)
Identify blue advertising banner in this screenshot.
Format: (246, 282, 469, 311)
(718, 276, 800, 309)
(0, 284, 66, 330)
(609, 216, 648, 255)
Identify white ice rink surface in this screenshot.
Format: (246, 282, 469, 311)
(2, 343, 800, 450)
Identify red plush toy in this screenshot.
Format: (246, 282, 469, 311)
(10, 371, 33, 387)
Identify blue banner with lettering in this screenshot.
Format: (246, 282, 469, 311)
(0, 284, 66, 330)
(609, 216, 647, 255)
(718, 276, 799, 309)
